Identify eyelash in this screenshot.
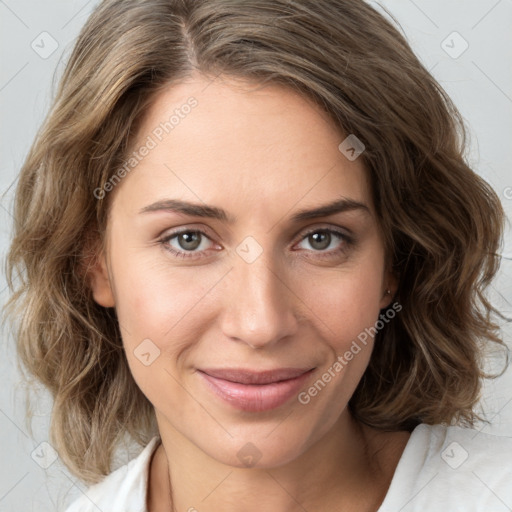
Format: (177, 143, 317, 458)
(158, 227, 355, 261)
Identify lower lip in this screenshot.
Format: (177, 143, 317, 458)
(198, 370, 314, 412)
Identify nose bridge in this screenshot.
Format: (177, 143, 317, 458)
(220, 246, 298, 348)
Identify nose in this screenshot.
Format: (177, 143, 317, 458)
(220, 253, 299, 349)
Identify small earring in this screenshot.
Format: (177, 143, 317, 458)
(386, 289, 391, 295)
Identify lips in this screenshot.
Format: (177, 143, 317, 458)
(197, 367, 315, 412)
(200, 367, 312, 385)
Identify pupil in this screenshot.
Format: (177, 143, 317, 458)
(310, 231, 330, 250)
(179, 232, 201, 250)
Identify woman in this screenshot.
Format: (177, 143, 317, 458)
(4, 0, 511, 510)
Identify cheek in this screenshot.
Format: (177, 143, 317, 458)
(112, 251, 229, 353)
(302, 260, 386, 350)
(112, 257, 218, 408)
(295, 262, 385, 417)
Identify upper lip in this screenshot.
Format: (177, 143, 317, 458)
(198, 367, 314, 385)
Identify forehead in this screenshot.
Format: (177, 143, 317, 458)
(112, 75, 373, 220)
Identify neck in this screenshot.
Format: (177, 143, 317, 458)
(148, 410, 410, 512)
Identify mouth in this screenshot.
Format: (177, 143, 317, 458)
(197, 367, 315, 412)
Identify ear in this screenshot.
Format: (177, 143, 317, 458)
(88, 251, 116, 307)
(81, 232, 116, 308)
(379, 264, 398, 310)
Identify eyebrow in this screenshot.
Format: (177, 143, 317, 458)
(138, 197, 370, 223)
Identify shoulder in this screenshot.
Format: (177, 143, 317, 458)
(379, 423, 512, 512)
(64, 436, 161, 512)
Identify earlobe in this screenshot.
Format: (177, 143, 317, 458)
(380, 269, 398, 310)
(380, 288, 393, 309)
(88, 252, 116, 308)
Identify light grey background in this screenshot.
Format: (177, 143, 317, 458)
(1, 1, 511, 511)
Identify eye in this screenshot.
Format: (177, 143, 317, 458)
(159, 229, 218, 259)
(295, 228, 353, 256)
(158, 226, 354, 261)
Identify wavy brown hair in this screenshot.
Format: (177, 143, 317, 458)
(3, 0, 508, 484)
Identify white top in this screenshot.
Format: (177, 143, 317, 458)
(64, 424, 512, 512)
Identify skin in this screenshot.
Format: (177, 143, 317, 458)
(89, 75, 410, 512)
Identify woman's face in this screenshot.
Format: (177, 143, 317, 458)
(90, 75, 396, 468)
